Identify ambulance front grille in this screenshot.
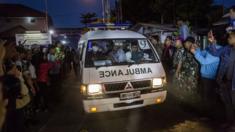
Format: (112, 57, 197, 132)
(104, 80, 151, 92)
(104, 82, 127, 92)
(132, 80, 151, 89)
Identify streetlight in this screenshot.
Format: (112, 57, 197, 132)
(49, 29, 54, 35)
(61, 40, 67, 44)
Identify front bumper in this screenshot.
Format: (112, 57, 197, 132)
(83, 90, 167, 113)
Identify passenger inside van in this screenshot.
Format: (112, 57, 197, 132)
(86, 42, 107, 66)
(126, 43, 144, 63)
(85, 39, 158, 67)
(109, 44, 126, 63)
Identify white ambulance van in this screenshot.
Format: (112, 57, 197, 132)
(78, 25, 167, 113)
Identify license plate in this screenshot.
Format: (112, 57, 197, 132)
(120, 91, 141, 100)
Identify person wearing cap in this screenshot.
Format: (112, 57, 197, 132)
(173, 38, 185, 80)
(172, 38, 185, 98)
(180, 37, 199, 96)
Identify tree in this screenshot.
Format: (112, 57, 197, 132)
(174, 0, 213, 27)
(122, 0, 155, 23)
(122, 0, 214, 27)
(151, 0, 174, 24)
(206, 5, 225, 26)
(80, 12, 97, 27)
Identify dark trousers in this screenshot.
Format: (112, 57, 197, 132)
(201, 78, 218, 103)
(37, 82, 48, 110)
(4, 109, 25, 132)
(219, 81, 235, 122)
(73, 63, 79, 77)
(200, 78, 220, 116)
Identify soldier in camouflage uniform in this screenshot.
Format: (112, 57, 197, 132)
(181, 51, 199, 93)
(179, 37, 199, 99)
(172, 39, 185, 90)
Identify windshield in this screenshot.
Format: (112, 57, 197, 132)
(85, 39, 159, 67)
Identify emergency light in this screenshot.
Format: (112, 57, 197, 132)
(87, 23, 132, 30)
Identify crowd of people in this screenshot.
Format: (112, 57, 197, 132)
(0, 41, 76, 132)
(149, 6, 235, 129)
(0, 5, 234, 132)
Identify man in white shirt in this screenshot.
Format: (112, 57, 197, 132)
(109, 45, 126, 63)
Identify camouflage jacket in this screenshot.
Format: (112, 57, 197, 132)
(181, 51, 199, 77)
(173, 48, 185, 68)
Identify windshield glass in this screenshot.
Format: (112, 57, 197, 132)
(85, 39, 159, 67)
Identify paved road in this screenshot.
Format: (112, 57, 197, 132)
(34, 74, 220, 132)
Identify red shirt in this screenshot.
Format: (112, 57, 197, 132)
(37, 62, 53, 83)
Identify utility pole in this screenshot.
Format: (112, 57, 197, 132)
(102, 0, 105, 23)
(116, 0, 123, 23)
(222, 0, 225, 15)
(173, 0, 176, 24)
(45, 0, 49, 32)
(120, 0, 123, 23)
(102, 0, 111, 23)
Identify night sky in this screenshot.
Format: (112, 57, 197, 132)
(0, 0, 234, 28)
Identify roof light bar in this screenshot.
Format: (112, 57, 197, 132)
(87, 23, 131, 30)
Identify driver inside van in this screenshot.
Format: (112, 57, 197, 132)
(86, 42, 106, 66)
(126, 43, 144, 63)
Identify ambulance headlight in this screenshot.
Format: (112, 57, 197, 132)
(152, 78, 163, 88)
(87, 84, 103, 95)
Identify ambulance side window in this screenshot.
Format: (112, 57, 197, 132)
(79, 42, 85, 61)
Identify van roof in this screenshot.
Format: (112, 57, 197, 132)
(80, 30, 146, 41)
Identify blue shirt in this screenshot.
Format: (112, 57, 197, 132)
(230, 19, 235, 27)
(194, 48, 220, 79)
(208, 44, 235, 91)
(206, 44, 229, 57)
(179, 24, 190, 41)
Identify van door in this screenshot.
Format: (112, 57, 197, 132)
(78, 42, 86, 81)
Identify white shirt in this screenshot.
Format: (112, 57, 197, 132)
(29, 64, 37, 79)
(110, 49, 126, 63)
